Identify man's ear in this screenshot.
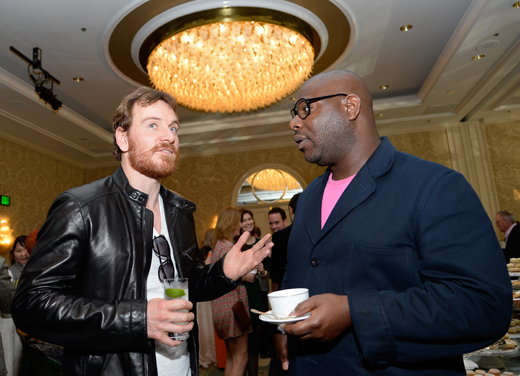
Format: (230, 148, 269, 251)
(344, 94, 361, 121)
(115, 127, 129, 153)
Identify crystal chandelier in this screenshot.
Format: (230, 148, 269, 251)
(147, 20, 314, 113)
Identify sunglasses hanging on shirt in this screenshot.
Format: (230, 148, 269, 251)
(153, 235, 175, 282)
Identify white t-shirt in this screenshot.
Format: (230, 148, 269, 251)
(147, 195, 190, 376)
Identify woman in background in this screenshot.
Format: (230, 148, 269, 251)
(211, 207, 251, 376)
(239, 209, 269, 376)
(9, 236, 28, 287)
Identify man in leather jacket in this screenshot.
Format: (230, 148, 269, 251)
(11, 87, 273, 376)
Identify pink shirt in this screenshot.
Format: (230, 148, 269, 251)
(321, 173, 356, 228)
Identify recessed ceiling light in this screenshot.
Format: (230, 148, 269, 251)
(513, 2, 520, 8)
(472, 54, 485, 60)
(400, 25, 413, 32)
(447, 90, 455, 95)
(73, 77, 84, 82)
(290, 97, 297, 101)
(378, 114, 383, 117)
(379, 85, 389, 90)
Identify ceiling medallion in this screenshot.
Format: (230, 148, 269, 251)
(142, 7, 316, 113)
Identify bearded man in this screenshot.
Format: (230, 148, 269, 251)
(12, 87, 273, 376)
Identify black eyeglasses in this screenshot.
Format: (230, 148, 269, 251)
(153, 235, 174, 282)
(290, 93, 348, 120)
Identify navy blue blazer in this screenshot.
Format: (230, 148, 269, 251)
(283, 137, 512, 375)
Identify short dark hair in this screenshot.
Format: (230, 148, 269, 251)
(112, 87, 177, 161)
(289, 193, 300, 214)
(268, 207, 286, 221)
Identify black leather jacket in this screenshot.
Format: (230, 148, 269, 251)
(12, 166, 237, 375)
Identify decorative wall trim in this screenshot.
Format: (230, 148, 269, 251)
(446, 121, 499, 221)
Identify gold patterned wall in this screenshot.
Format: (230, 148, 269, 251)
(387, 129, 453, 169)
(162, 146, 326, 244)
(485, 120, 520, 219)
(0, 127, 455, 254)
(0, 138, 84, 261)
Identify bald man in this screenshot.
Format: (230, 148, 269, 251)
(273, 70, 511, 375)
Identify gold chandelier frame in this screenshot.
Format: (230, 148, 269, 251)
(138, 7, 320, 72)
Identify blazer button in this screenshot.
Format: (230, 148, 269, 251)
(311, 258, 319, 267)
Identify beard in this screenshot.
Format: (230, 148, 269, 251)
(127, 138, 179, 180)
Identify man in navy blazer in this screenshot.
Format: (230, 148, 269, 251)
(273, 70, 512, 375)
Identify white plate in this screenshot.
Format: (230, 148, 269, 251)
(259, 311, 311, 324)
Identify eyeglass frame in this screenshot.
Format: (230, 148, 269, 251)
(153, 235, 175, 282)
(290, 93, 349, 120)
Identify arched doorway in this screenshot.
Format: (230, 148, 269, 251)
(232, 164, 305, 236)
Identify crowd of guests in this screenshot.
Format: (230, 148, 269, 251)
(3, 202, 519, 376)
(207, 203, 295, 376)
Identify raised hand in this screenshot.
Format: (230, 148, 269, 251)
(223, 232, 273, 281)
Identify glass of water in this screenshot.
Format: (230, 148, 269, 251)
(164, 277, 190, 340)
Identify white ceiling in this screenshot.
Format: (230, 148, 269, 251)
(0, 0, 519, 169)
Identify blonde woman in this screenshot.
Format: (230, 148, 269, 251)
(211, 207, 252, 376)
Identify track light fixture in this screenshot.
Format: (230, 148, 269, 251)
(10, 46, 62, 111)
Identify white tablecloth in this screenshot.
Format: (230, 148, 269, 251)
(0, 314, 22, 376)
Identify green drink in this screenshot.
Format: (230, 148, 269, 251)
(164, 277, 189, 340)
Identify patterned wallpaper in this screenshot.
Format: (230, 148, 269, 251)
(485, 121, 520, 219)
(83, 147, 326, 245)
(0, 138, 84, 261)
(0, 126, 466, 258)
(387, 130, 453, 170)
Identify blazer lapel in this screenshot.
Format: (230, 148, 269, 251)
(302, 172, 329, 246)
(300, 137, 396, 249)
(318, 167, 376, 243)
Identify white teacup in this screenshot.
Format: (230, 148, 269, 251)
(268, 288, 309, 318)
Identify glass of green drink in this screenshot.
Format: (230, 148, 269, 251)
(164, 277, 190, 340)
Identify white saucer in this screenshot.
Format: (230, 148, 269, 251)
(259, 311, 310, 324)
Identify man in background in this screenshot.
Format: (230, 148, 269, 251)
(268, 193, 300, 376)
(273, 70, 511, 375)
(270, 193, 300, 292)
(12, 87, 272, 376)
(268, 207, 287, 233)
(496, 210, 520, 262)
